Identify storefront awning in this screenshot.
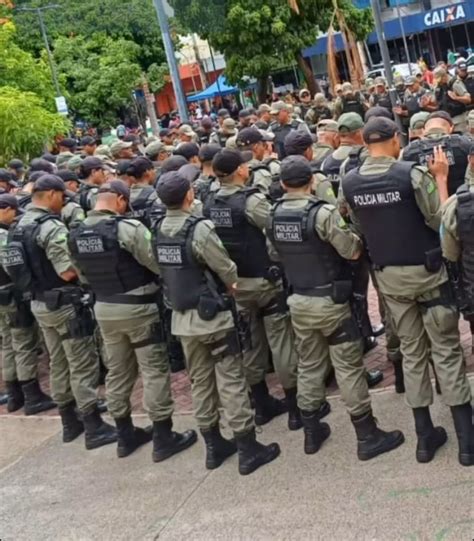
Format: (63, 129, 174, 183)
(187, 75, 238, 102)
(302, 1, 472, 57)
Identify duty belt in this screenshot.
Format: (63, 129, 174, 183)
(292, 284, 333, 297)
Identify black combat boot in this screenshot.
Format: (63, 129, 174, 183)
(450, 403, 474, 467)
(58, 402, 84, 443)
(300, 410, 331, 454)
(0, 391, 7, 406)
(366, 369, 384, 388)
(97, 398, 108, 414)
(82, 406, 117, 450)
(413, 407, 447, 463)
(372, 323, 385, 337)
(363, 336, 378, 354)
(235, 428, 280, 475)
(284, 387, 302, 431)
(21, 379, 56, 415)
(200, 425, 237, 469)
(115, 415, 153, 458)
(152, 417, 197, 462)
(6, 380, 24, 413)
(392, 357, 405, 394)
(351, 411, 405, 461)
(250, 380, 287, 426)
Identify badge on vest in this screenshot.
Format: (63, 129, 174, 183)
(273, 222, 303, 242)
(157, 245, 183, 264)
(419, 148, 455, 166)
(353, 192, 402, 206)
(75, 236, 105, 254)
(1, 246, 25, 266)
(210, 208, 233, 227)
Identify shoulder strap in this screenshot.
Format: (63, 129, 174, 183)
(390, 161, 416, 177)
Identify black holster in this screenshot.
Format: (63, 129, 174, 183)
(424, 247, 443, 273)
(9, 301, 35, 329)
(66, 306, 96, 339)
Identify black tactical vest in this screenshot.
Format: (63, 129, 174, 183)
(272, 121, 300, 160)
(341, 96, 365, 118)
(342, 161, 440, 267)
(68, 217, 156, 297)
(78, 184, 98, 212)
(128, 186, 163, 227)
(321, 151, 346, 194)
(5, 214, 69, 293)
(266, 199, 342, 293)
(153, 216, 223, 311)
(203, 187, 273, 278)
(465, 77, 474, 109)
(372, 93, 393, 112)
(0, 224, 12, 287)
(436, 80, 467, 118)
(402, 134, 469, 196)
(455, 185, 474, 300)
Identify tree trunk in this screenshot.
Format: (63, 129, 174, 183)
(295, 52, 320, 96)
(257, 75, 270, 104)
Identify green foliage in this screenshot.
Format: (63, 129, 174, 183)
(0, 86, 69, 163)
(0, 21, 56, 107)
(147, 62, 170, 93)
(53, 34, 142, 128)
(11, 0, 167, 72)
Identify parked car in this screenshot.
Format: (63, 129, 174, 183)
(366, 63, 420, 81)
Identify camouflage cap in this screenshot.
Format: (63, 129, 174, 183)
(270, 101, 291, 114)
(95, 144, 113, 159)
(110, 140, 133, 157)
(341, 82, 353, 94)
(56, 152, 75, 168)
(409, 111, 429, 130)
(394, 75, 405, 86)
(317, 119, 338, 133)
(365, 78, 375, 89)
(145, 140, 164, 159)
(337, 112, 364, 133)
(313, 92, 326, 104)
(67, 155, 84, 171)
(468, 109, 474, 128)
(221, 118, 237, 135)
(405, 75, 416, 85)
(374, 77, 386, 87)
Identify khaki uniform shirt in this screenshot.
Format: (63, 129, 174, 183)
(312, 143, 333, 164)
(341, 156, 447, 296)
(248, 158, 273, 194)
(0, 226, 15, 313)
(158, 209, 237, 336)
(70, 209, 160, 321)
(312, 173, 337, 205)
(62, 200, 85, 228)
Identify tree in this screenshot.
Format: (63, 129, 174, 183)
(171, 0, 373, 100)
(53, 34, 143, 128)
(0, 86, 69, 163)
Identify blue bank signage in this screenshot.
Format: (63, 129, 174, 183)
(424, 3, 467, 28)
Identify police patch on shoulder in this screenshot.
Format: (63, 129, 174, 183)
(426, 181, 436, 194)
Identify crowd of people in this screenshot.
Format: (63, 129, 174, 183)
(0, 57, 473, 476)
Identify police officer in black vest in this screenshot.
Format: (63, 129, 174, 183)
(402, 111, 472, 196)
(269, 101, 311, 160)
(341, 117, 472, 466)
(267, 154, 404, 459)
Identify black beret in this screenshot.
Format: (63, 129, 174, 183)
(426, 110, 454, 126)
(98, 179, 130, 200)
(198, 144, 221, 163)
(280, 155, 313, 187)
(59, 138, 77, 149)
(161, 155, 188, 173)
(0, 194, 19, 209)
(81, 135, 96, 146)
(116, 159, 132, 176)
(173, 143, 200, 161)
(81, 156, 105, 173)
(212, 149, 252, 177)
(284, 131, 313, 155)
(364, 106, 393, 122)
(30, 158, 55, 174)
(56, 170, 80, 183)
(363, 117, 399, 144)
(33, 174, 66, 193)
(157, 171, 191, 207)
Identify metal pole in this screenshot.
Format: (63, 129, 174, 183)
(464, 23, 471, 49)
(394, 0, 412, 72)
(209, 46, 223, 104)
(370, 0, 404, 134)
(152, 0, 189, 122)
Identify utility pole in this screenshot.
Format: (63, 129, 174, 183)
(370, 0, 404, 135)
(394, 0, 412, 73)
(152, 0, 189, 122)
(15, 4, 61, 96)
(142, 75, 160, 136)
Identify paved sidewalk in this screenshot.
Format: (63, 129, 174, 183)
(0, 382, 473, 541)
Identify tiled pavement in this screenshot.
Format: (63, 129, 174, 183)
(1, 284, 472, 416)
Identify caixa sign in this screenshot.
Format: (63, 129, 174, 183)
(424, 4, 466, 27)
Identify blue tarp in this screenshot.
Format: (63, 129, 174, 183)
(187, 75, 238, 102)
(302, 1, 473, 57)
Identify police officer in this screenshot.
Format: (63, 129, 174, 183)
(78, 157, 110, 212)
(68, 180, 196, 461)
(209, 118, 238, 148)
(267, 155, 404, 459)
(123, 157, 162, 226)
(408, 112, 429, 142)
(440, 149, 474, 466)
(110, 140, 135, 161)
(204, 149, 304, 430)
(369, 78, 393, 113)
(333, 83, 367, 120)
(434, 63, 471, 134)
(402, 111, 472, 196)
(152, 171, 280, 475)
(56, 138, 77, 169)
(193, 144, 221, 203)
(55, 171, 86, 228)
(321, 113, 365, 196)
(236, 127, 277, 196)
(304, 93, 332, 133)
(5, 175, 116, 449)
(0, 194, 54, 415)
(312, 120, 339, 168)
(341, 117, 472, 465)
(144, 141, 173, 173)
(80, 136, 97, 158)
(269, 101, 310, 160)
(283, 130, 337, 205)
